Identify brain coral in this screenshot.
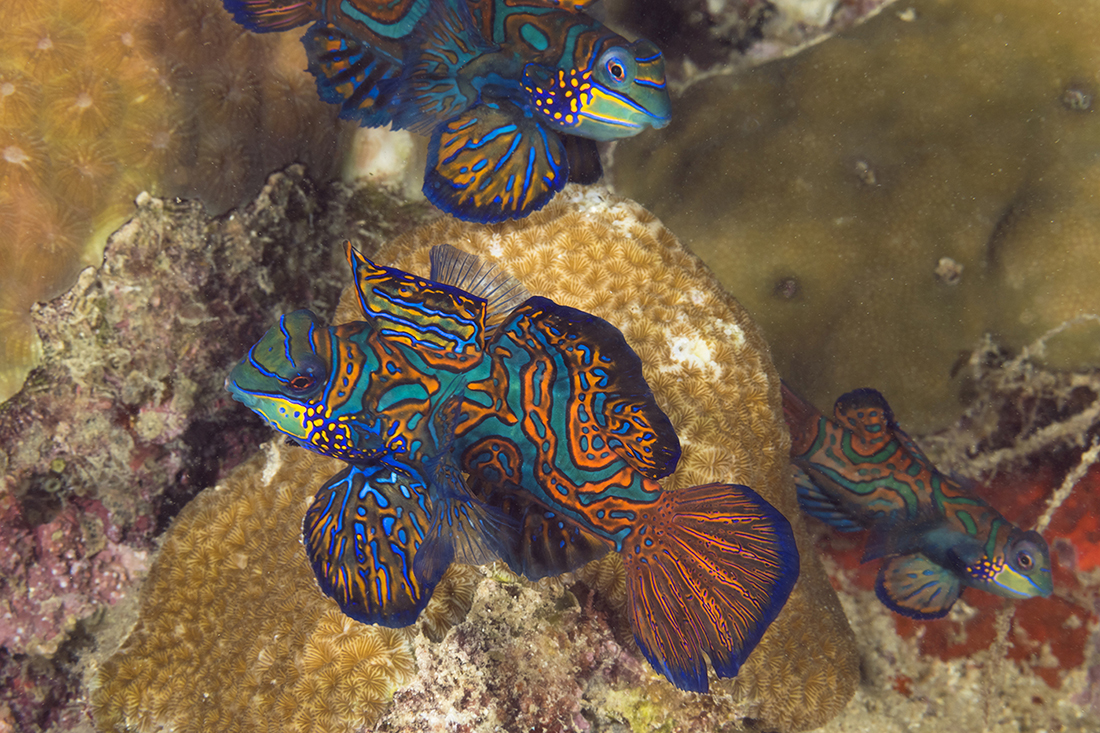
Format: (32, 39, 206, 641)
(91, 444, 420, 733)
(94, 185, 856, 732)
(614, 0, 1100, 432)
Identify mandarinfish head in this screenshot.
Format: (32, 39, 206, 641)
(225, 309, 386, 462)
(523, 37, 671, 141)
(965, 525, 1053, 600)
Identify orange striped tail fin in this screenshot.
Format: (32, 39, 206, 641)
(621, 483, 799, 692)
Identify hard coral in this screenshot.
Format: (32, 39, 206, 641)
(91, 445, 418, 733)
(615, 0, 1100, 431)
(369, 185, 859, 732)
(0, 0, 353, 403)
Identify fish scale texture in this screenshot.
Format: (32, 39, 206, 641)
(367, 184, 859, 731)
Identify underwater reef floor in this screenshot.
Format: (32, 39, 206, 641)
(0, 170, 1096, 731)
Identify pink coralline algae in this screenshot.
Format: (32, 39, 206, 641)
(0, 492, 147, 658)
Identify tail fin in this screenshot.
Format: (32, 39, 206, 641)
(780, 380, 825, 457)
(621, 483, 799, 692)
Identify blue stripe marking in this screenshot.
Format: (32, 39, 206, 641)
(246, 344, 286, 383)
(593, 85, 651, 116)
(279, 316, 294, 363)
(494, 130, 524, 173)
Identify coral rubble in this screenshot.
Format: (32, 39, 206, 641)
(614, 0, 1100, 431)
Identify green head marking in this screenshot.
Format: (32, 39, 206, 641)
(966, 526, 1053, 599)
(226, 309, 333, 443)
(523, 38, 671, 141)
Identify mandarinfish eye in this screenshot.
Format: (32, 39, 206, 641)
(598, 48, 634, 86)
(1009, 532, 1047, 572)
(286, 355, 326, 395)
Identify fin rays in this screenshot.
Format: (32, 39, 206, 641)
(622, 483, 799, 692)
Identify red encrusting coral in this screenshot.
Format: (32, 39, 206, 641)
(813, 457, 1100, 689)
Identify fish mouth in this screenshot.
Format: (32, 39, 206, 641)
(651, 114, 670, 129)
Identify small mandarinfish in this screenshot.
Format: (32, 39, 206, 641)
(226, 242, 798, 693)
(221, 0, 671, 223)
(782, 382, 1053, 619)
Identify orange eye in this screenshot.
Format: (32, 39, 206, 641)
(289, 374, 316, 392)
(1017, 551, 1033, 569)
(607, 60, 626, 82)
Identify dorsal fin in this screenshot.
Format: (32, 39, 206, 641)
(833, 388, 895, 454)
(387, 0, 493, 132)
(429, 244, 530, 329)
(344, 241, 488, 355)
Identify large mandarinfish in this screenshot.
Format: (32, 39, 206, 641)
(226, 242, 799, 693)
(221, 0, 671, 223)
(782, 382, 1053, 619)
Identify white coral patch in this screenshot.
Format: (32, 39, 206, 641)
(261, 441, 283, 486)
(666, 334, 717, 375)
(718, 319, 746, 350)
(661, 315, 745, 377)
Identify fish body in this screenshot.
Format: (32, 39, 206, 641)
(222, 0, 670, 223)
(782, 382, 1052, 619)
(226, 243, 799, 692)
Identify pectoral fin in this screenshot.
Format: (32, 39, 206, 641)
(875, 553, 961, 619)
(303, 463, 441, 627)
(424, 102, 569, 223)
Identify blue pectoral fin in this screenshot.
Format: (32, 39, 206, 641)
(389, 0, 493, 132)
(792, 465, 863, 532)
(303, 463, 445, 627)
(875, 553, 962, 619)
(424, 102, 569, 223)
(302, 22, 402, 128)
